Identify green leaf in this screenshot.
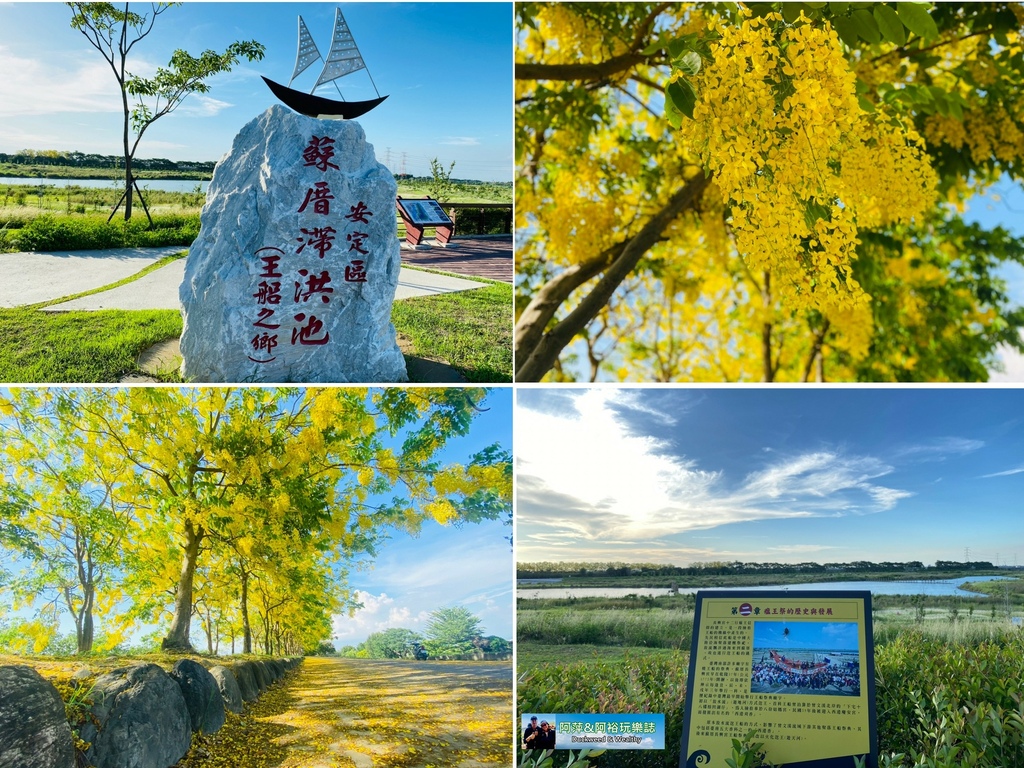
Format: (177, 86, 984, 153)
(829, 1, 850, 13)
(667, 78, 697, 120)
(873, 5, 907, 46)
(782, 3, 804, 23)
(896, 2, 939, 41)
(850, 9, 882, 43)
(857, 94, 876, 112)
(831, 16, 861, 47)
(675, 50, 702, 77)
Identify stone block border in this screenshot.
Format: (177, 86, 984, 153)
(0, 657, 303, 768)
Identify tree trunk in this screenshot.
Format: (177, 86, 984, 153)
(162, 521, 203, 652)
(241, 569, 252, 654)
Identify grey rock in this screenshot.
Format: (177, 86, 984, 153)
(170, 659, 225, 735)
(80, 663, 191, 768)
(253, 660, 271, 691)
(232, 662, 259, 702)
(180, 104, 408, 383)
(0, 665, 75, 768)
(209, 666, 243, 714)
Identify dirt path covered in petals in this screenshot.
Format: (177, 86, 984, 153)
(264, 657, 512, 768)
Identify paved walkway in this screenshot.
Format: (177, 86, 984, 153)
(0, 239, 502, 312)
(401, 235, 512, 282)
(0, 246, 185, 307)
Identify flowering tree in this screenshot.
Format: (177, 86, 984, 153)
(515, 2, 1024, 381)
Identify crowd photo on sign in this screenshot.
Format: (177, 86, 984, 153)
(749, 620, 861, 696)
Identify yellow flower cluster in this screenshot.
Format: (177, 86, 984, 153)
(520, 4, 627, 66)
(681, 13, 937, 313)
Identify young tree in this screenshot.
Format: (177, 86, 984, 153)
(67, 3, 264, 221)
(515, 2, 1024, 382)
(428, 157, 457, 203)
(423, 606, 484, 658)
(0, 393, 132, 654)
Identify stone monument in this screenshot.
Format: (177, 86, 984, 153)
(179, 104, 407, 382)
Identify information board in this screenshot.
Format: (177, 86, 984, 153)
(680, 590, 876, 768)
(396, 196, 453, 227)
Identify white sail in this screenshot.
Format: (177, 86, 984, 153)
(313, 8, 368, 90)
(290, 16, 323, 86)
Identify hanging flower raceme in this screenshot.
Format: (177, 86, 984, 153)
(680, 12, 937, 315)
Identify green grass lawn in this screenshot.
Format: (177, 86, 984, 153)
(0, 272, 512, 383)
(391, 279, 513, 383)
(0, 308, 183, 382)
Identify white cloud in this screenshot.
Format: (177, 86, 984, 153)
(517, 391, 914, 553)
(0, 46, 120, 117)
(331, 590, 432, 645)
(175, 95, 233, 118)
(981, 466, 1024, 479)
(440, 136, 480, 146)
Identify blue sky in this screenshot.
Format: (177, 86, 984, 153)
(335, 386, 513, 646)
(752, 622, 859, 652)
(516, 387, 1024, 568)
(0, 2, 512, 181)
(963, 181, 1024, 381)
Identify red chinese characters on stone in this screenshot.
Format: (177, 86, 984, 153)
(346, 231, 369, 255)
(252, 280, 281, 305)
(302, 136, 339, 172)
(294, 269, 334, 304)
(297, 227, 337, 259)
(249, 247, 287, 363)
(297, 181, 334, 215)
(292, 313, 330, 345)
(345, 201, 373, 224)
(344, 260, 368, 283)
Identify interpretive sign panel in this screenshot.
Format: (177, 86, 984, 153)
(396, 196, 453, 227)
(679, 590, 876, 768)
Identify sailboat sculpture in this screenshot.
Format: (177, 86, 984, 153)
(262, 8, 388, 119)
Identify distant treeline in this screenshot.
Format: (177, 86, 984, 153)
(2, 151, 514, 187)
(518, 560, 1000, 578)
(1, 149, 215, 173)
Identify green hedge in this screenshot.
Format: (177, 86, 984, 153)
(5, 214, 199, 252)
(453, 206, 511, 235)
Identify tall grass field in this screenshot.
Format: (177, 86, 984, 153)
(518, 591, 1024, 768)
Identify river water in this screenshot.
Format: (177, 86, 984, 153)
(517, 576, 1018, 600)
(0, 176, 208, 193)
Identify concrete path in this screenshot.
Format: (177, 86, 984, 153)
(261, 657, 511, 768)
(43, 259, 484, 311)
(0, 246, 491, 312)
(0, 246, 185, 307)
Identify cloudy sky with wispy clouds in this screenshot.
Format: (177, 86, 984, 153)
(0, 3, 512, 180)
(516, 388, 1024, 567)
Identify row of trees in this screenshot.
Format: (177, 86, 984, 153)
(518, 560, 1001, 578)
(0, 150, 216, 173)
(515, 2, 1024, 381)
(340, 607, 511, 660)
(0, 388, 511, 656)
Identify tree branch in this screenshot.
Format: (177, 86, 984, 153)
(516, 172, 712, 381)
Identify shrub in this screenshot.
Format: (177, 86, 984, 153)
(9, 214, 200, 251)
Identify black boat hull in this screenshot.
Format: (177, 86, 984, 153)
(262, 76, 388, 119)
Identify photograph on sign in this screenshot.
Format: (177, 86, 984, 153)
(680, 590, 877, 768)
(750, 621, 861, 697)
